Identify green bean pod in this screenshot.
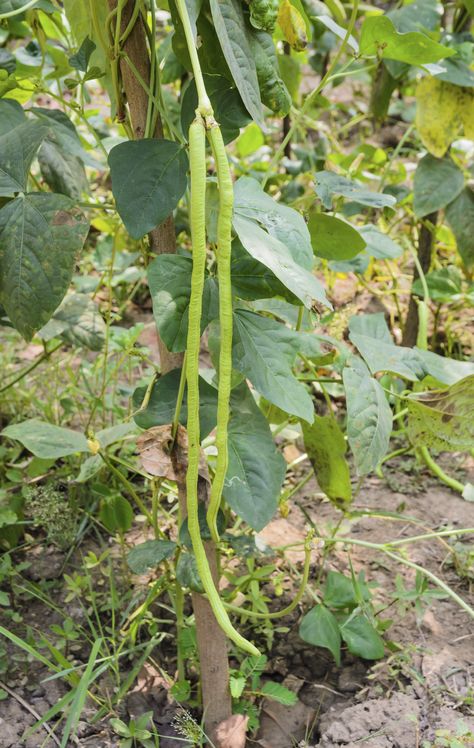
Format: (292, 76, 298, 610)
(206, 124, 234, 545)
(186, 115, 260, 658)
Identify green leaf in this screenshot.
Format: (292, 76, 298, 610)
(348, 312, 393, 343)
(430, 57, 474, 88)
(299, 604, 342, 665)
(343, 363, 393, 475)
(0, 193, 90, 341)
(302, 415, 352, 507)
(132, 369, 218, 439)
(349, 319, 425, 381)
(340, 615, 385, 660)
(2, 419, 89, 458)
(176, 552, 204, 592)
(412, 266, 463, 303)
(76, 454, 102, 483)
(234, 176, 314, 270)
(224, 382, 286, 530)
(232, 309, 314, 421)
(148, 255, 218, 352)
(359, 16, 455, 65)
(209, 0, 264, 126)
(261, 681, 298, 706)
(308, 212, 366, 261)
(31, 108, 96, 167)
(407, 375, 474, 452)
(414, 348, 474, 386)
(180, 74, 251, 144)
(233, 214, 329, 309)
(109, 140, 188, 239)
(358, 225, 403, 260)
(38, 293, 105, 351)
(38, 138, 89, 200)
(231, 238, 293, 301)
(127, 539, 177, 574)
(445, 188, 474, 269)
(0, 121, 48, 196)
(388, 0, 442, 33)
(323, 570, 370, 609)
(96, 422, 137, 449)
(413, 154, 464, 218)
(99, 495, 133, 533)
(69, 36, 95, 72)
(314, 171, 396, 210)
(0, 99, 26, 137)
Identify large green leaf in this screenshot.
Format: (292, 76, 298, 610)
(314, 171, 396, 211)
(358, 225, 403, 260)
(308, 213, 366, 261)
(180, 74, 251, 144)
(445, 188, 474, 269)
(109, 140, 188, 239)
(302, 415, 352, 507)
(209, 0, 264, 126)
(348, 315, 425, 381)
(132, 369, 218, 439)
(414, 348, 474, 386)
(127, 539, 177, 574)
(0, 193, 89, 340)
(0, 120, 48, 196)
(407, 375, 474, 452)
(232, 309, 315, 421)
(2, 419, 88, 458)
(234, 177, 313, 270)
(299, 605, 341, 665)
(0, 99, 26, 137)
(388, 0, 441, 33)
(38, 293, 106, 351)
(413, 154, 464, 218)
(233, 214, 329, 309)
(224, 383, 286, 530)
(343, 362, 393, 475)
(340, 615, 385, 660)
(231, 238, 293, 301)
(359, 16, 455, 65)
(147, 255, 218, 352)
(38, 139, 89, 200)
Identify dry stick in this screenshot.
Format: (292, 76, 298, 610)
(0, 680, 63, 747)
(402, 211, 438, 348)
(107, 0, 232, 737)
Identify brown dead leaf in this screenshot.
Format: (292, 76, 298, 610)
(137, 424, 209, 482)
(215, 714, 248, 748)
(283, 444, 301, 464)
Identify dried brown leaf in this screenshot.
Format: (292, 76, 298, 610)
(137, 424, 209, 482)
(215, 714, 249, 748)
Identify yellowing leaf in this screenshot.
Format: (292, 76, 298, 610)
(416, 76, 474, 157)
(278, 0, 307, 51)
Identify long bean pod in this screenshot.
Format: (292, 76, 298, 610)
(186, 115, 260, 658)
(206, 124, 234, 544)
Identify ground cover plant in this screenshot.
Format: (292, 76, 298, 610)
(0, 0, 473, 745)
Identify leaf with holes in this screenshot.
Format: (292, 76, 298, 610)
(407, 375, 474, 452)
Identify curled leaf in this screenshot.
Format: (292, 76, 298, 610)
(278, 0, 307, 51)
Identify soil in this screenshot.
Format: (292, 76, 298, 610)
(1, 458, 473, 748)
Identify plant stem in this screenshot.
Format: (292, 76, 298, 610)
(174, 0, 212, 116)
(419, 446, 465, 494)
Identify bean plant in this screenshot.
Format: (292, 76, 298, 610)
(0, 0, 473, 744)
